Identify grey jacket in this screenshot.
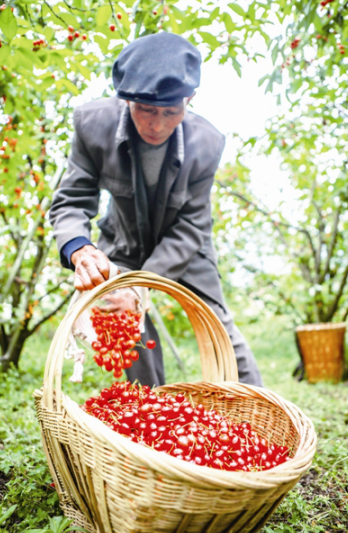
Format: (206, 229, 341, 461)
(50, 97, 226, 304)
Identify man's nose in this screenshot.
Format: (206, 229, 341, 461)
(150, 115, 164, 132)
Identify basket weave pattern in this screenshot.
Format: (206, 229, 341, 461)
(34, 272, 317, 533)
(296, 323, 346, 383)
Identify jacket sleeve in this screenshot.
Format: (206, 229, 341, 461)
(49, 109, 100, 259)
(142, 137, 224, 281)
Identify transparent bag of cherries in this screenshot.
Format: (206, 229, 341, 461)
(66, 285, 153, 383)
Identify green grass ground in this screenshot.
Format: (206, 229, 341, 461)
(0, 315, 347, 532)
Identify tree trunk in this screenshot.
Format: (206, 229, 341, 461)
(0, 329, 29, 372)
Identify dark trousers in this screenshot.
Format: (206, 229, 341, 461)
(125, 292, 263, 388)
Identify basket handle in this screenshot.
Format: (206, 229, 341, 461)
(43, 271, 238, 412)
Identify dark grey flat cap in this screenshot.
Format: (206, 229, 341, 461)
(112, 32, 201, 107)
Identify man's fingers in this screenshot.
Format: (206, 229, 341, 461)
(96, 256, 110, 281)
(75, 262, 107, 291)
(74, 273, 88, 291)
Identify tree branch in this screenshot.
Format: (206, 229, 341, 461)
(36, 280, 69, 303)
(0, 324, 8, 354)
(0, 162, 66, 304)
(324, 262, 348, 322)
(215, 179, 318, 271)
(62, 0, 88, 11)
(43, 0, 68, 27)
(0, 211, 19, 245)
(342, 306, 348, 322)
(309, 179, 323, 282)
(27, 291, 74, 336)
(108, 0, 126, 39)
(235, 256, 306, 324)
(319, 207, 341, 284)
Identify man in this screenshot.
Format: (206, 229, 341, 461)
(50, 32, 262, 387)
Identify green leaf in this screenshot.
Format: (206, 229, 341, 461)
(168, 12, 180, 33)
(228, 3, 246, 17)
(43, 26, 54, 42)
(39, 77, 55, 90)
(258, 73, 269, 87)
(16, 47, 44, 68)
(49, 51, 69, 72)
(96, 5, 112, 26)
(93, 34, 110, 55)
(271, 42, 279, 65)
(75, 62, 91, 81)
(23, 529, 47, 533)
(56, 78, 79, 96)
(170, 5, 185, 21)
(0, 504, 17, 525)
(248, 4, 255, 22)
(0, 44, 10, 63)
(198, 31, 220, 49)
(231, 56, 242, 77)
(56, 12, 79, 29)
(0, 8, 18, 42)
(222, 12, 235, 34)
(94, 24, 118, 38)
(45, 9, 78, 29)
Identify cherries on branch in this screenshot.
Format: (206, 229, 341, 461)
(90, 308, 156, 378)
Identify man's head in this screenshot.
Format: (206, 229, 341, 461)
(112, 32, 201, 144)
(126, 98, 193, 145)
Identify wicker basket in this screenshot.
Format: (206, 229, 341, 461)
(34, 271, 317, 533)
(295, 322, 346, 384)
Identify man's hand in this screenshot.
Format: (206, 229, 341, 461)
(102, 288, 140, 313)
(71, 245, 110, 290)
(101, 287, 149, 330)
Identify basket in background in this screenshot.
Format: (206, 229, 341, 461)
(34, 271, 317, 533)
(296, 322, 346, 383)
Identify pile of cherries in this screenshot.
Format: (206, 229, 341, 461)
(82, 381, 290, 472)
(90, 308, 156, 379)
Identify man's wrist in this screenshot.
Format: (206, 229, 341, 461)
(71, 244, 96, 266)
(61, 237, 94, 270)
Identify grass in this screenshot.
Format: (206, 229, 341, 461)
(0, 314, 347, 532)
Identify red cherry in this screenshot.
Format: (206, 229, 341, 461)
(130, 350, 139, 361)
(68, 25, 74, 32)
(82, 34, 87, 40)
(109, 24, 116, 31)
(116, 13, 122, 19)
(74, 31, 80, 38)
(67, 34, 74, 42)
(146, 339, 156, 349)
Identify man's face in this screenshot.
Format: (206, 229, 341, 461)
(127, 101, 187, 145)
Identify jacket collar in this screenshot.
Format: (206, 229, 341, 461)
(115, 100, 185, 165)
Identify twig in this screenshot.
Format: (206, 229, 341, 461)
(28, 291, 75, 336)
(323, 262, 348, 322)
(36, 280, 69, 303)
(215, 179, 318, 260)
(0, 211, 19, 245)
(108, 0, 126, 41)
(319, 207, 340, 284)
(62, 0, 87, 12)
(43, 0, 68, 27)
(149, 300, 187, 378)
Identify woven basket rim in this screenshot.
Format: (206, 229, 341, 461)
(296, 322, 347, 332)
(53, 379, 317, 491)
